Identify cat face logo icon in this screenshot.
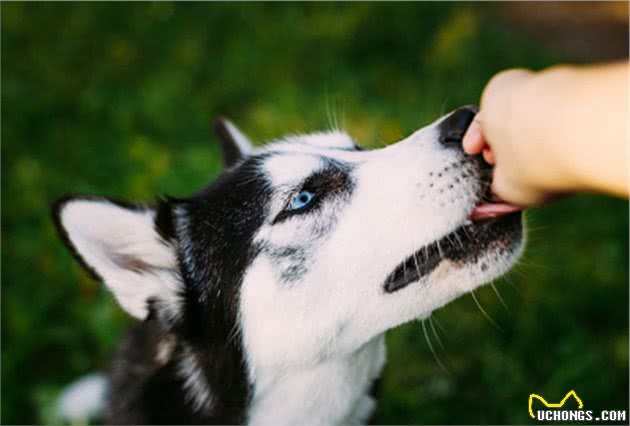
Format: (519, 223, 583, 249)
(528, 390, 584, 418)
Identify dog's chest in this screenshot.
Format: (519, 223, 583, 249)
(246, 336, 386, 425)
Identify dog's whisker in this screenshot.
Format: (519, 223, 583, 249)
(436, 240, 444, 258)
(431, 314, 448, 334)
(412, 254, 422, 280)
(497, 273, 520, 293)
(471, 290, 501, 331)
(333, 100, 342, 132)
(339, 99, 347, 131)
(374, 138, 387, 148)
(450, 235, 461, 251)
(428, 315, 449, 358)
(490, 282, 510, 313)
(422, 319, 449, 374)
(452, 230, 464, 250)
(325, 91, 333, 131)
(459, 225, 474, 241)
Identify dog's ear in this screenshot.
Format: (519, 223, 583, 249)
(213, 117, 253, 167)
(52, 196, 181, 320)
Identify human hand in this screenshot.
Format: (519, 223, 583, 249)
(463, 69, 572, 206)
(463, 63, 629, 206)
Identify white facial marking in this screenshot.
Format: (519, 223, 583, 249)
(262, 154, 324, 188)
(292, 131, 356, 149)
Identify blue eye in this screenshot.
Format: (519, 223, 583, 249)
(288, 190, 315, 211)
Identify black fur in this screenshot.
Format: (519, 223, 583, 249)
(154, 197, 177, 242)
(106, 322, 204, 424)
(168, 155, 274, 423)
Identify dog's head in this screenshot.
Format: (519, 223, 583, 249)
(53, 107, 523, 374)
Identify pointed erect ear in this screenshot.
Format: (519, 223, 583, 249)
(52, 196, 181, 320)
(213, 117, 253, 167)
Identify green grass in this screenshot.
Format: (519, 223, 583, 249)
(2, 3, 628, 424)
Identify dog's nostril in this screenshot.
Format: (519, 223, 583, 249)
(438, 105, 478, 149)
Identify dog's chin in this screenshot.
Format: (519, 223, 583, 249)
(383, 211, 523, 293)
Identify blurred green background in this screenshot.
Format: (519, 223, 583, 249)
(2, 2, 628, 424)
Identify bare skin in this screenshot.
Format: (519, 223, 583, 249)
(463, 62, 629, 207)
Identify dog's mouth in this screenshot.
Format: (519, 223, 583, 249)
(469, 194, 523, 220)
(383, 106, 524, 293)
(383, 198, 523, 293)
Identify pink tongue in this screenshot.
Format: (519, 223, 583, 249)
(470, 203, 523, 220)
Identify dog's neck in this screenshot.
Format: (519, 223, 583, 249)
(172, 332, 386, 425)
(245, 335, 386, 425)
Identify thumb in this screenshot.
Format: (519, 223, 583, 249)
(491, 166, 546, 207)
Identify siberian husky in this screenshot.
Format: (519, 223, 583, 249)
(52, 106, 524, 424)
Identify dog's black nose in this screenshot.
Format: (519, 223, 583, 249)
(438, 105, 478, 149)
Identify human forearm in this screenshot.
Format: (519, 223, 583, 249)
(537, 63, 629, 197)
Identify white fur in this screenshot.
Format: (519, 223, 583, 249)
(177, 346, 214, 415)
(59, 200, 181, 319)
(264, 154, 324, 189)
(282, 131, 357, 150)
(57, 373, 107, 422)
(247, 336, 386, 425)
(223, 119, 254, 155)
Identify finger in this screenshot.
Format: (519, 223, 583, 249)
(480, 68, 533, 110)
(482, 147, 495, 164)
(490, 175, 521, 206)
(462, 120, 485, 154)
(491, 170, 541, 207)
